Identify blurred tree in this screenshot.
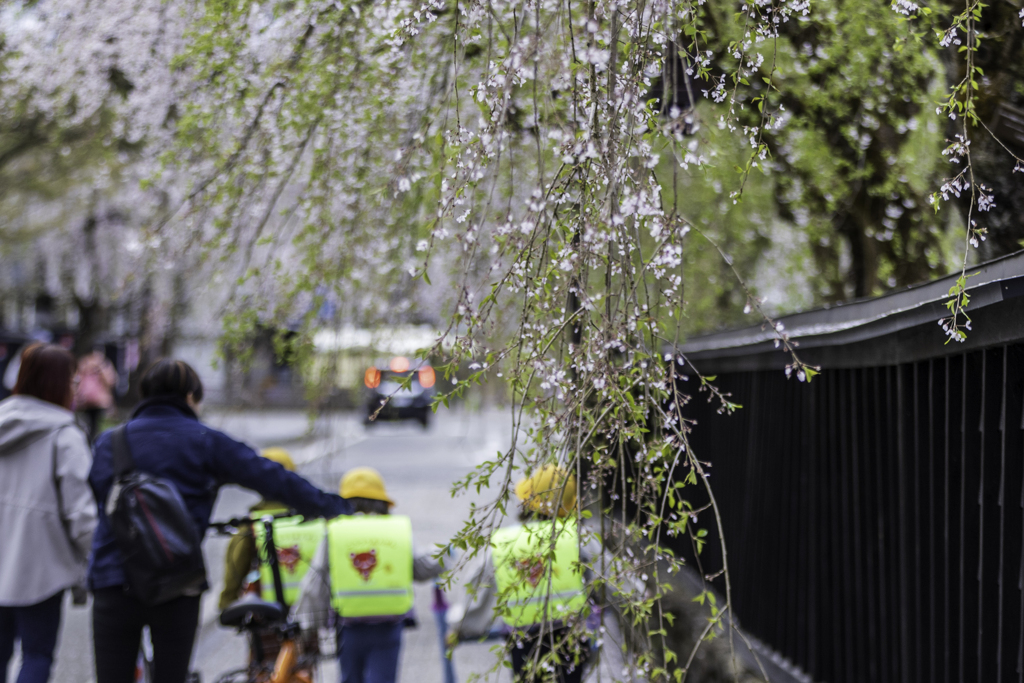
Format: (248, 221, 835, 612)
(2, 0, 1017, 343)
(655, 0, 1022, 317)
(679, 0, 946, 302)
(0, 0, 200, 359)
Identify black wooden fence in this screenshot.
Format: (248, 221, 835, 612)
(674, 253, 1024, 683)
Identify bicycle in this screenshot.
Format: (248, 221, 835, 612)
(209, 512, 321, 683)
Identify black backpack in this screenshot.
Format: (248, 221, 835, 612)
(106, 425, 206, 605)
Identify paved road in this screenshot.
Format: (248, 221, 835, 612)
(35, 407, 514, 683)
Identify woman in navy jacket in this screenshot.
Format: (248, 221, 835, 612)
(88, 359, 351, 683)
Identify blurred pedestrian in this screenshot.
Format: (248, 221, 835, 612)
(0, 343, 98, 683)
(74, 349, 116, 444)
(1, 345, 25, 396)
(88, 359, 352, 683)
(294, 467, 444, 683)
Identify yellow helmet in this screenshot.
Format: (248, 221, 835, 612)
(261, 447, 296, 472)
(340, 467, 395, 506)
(514, 465, 577, 518)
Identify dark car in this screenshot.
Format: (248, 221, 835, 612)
(363, 357, 436, 427)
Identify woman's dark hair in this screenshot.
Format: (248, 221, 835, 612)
(349, 497, 391, 515)
(140, 359, 204, 403)
(13, 343, 78, 409)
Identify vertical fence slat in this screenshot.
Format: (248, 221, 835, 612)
(859, 366, 881, 683)
(848, 368, 868, 682)
(912, 361, 924, 683)
(978, 349, 988, 682)
(927, 359, 938, 683)
(782, 373, 800, 661)
(944, 356, 952, 683)
(808, 375, 822, 677)
(838, 369, 857, 682)
(897, 365, 912, 683)
(980, 348, 1004, 681)
(875, 365, 893, 682)
(960, 354, 968, 683)
(738, 372, 759, 620)
(997, 347, 1008, 681)
(821, 374, 836, 679)
(890, 365, 904, 682)
(828, 372, 844, 682)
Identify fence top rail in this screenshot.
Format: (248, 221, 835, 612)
(680, 249, 1024, 361)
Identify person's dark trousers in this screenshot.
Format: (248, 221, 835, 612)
(337, 622, 404, 683)
(82, 409, 103, 445)
(0, 591, 64, 683)
(92, 588, 200, 683)
(509, 626, 589, 683)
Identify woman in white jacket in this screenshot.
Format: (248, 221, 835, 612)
(0, 343, 98, 683)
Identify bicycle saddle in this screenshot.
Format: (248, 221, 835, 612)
(219, 593, 286, 628)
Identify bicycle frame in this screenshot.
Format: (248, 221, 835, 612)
(261, 517, 321, 683)
(259, 515, 289, 612)
(271, 640, 312, 683)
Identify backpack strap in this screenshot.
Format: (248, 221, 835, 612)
(111, 424, 135, 478)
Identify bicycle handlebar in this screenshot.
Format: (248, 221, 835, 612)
(208, 510, 301, 535)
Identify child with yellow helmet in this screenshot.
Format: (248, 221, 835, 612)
(217, 448, 314, 610)
(293, 467, 444, 683)
(450, 465, 600, 683)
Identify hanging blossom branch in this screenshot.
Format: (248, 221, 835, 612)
(685, 220, 819, 383)
(393, 0, 817, 679)
(933, 0, 986, 344)
(171, 0, 815, 679)
(894, 0, 1015, 343)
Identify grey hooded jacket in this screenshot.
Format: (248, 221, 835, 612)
(0, 394, 97, 606)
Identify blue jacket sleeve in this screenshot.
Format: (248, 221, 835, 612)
(89, 432, 115, 511)
(209, 433, 351, 519)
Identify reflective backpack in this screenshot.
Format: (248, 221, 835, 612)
(106, 425, 206, 605)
